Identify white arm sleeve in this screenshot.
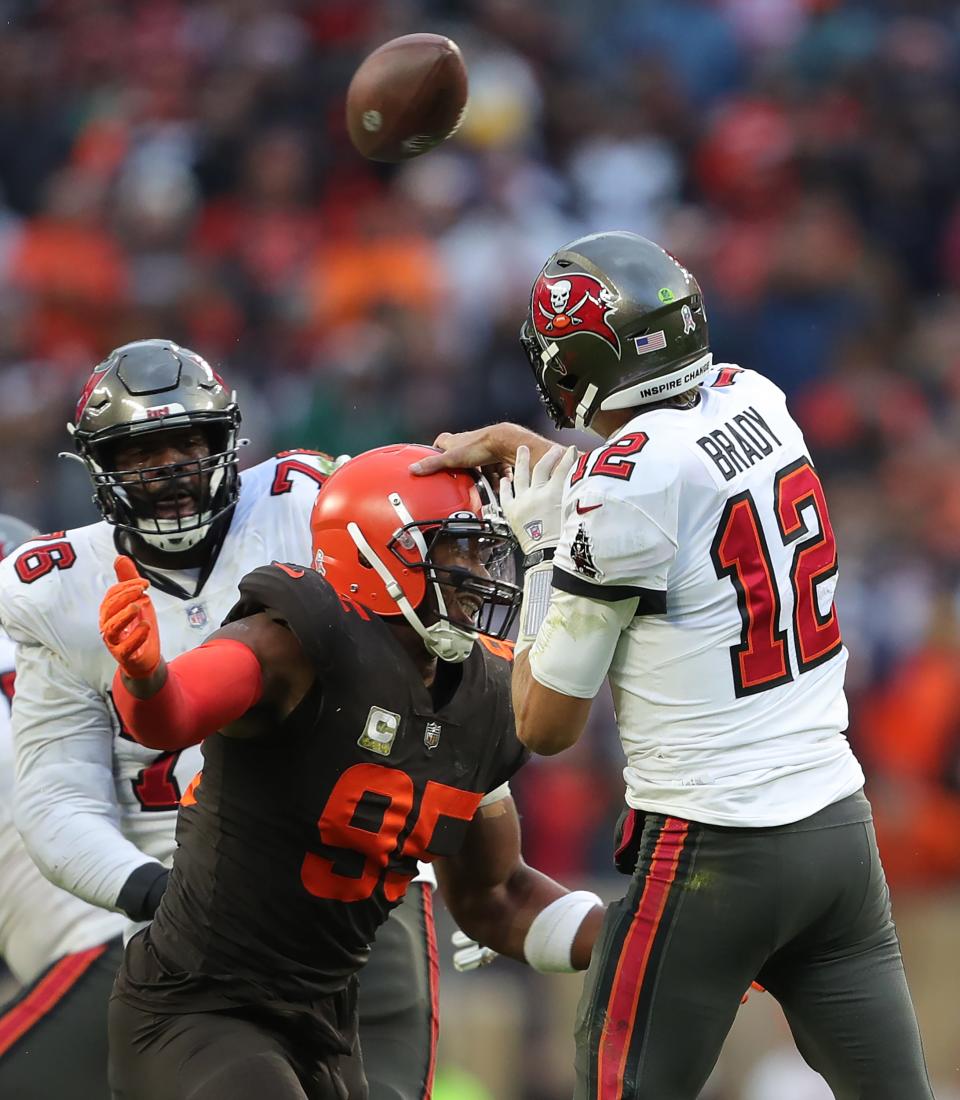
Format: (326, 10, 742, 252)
(12, 640, 157, 911)
(529, 588, 638, 699)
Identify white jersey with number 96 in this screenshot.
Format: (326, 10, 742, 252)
(0, 452, 339, 916)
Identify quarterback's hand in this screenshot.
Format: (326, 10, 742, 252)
(409, 424, 553, 478)
(99, 556, 162, 680)
(500, 444, 578, 557)
(451, 930, 499, 973)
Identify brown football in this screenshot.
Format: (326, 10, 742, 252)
(345, 33, 468, 163)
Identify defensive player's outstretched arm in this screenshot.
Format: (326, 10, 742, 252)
(435, 793, 604, 973)
(102, 557, 314, 749)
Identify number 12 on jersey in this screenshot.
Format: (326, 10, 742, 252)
(710, 457, 842, 697)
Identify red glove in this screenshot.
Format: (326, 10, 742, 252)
(100, 556, 161, 680)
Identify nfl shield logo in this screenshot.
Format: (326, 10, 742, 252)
(186, 604, 208, 630)
(424, 721, 442, 749)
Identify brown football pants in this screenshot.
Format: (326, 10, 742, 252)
(108, 882, 437, 1100)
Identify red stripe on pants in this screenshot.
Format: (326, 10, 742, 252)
(596, 817, 689, 1099)
(614, 810, 638, 865)
(0, 942, 108, 1057)
(421, 886, 440, 1100)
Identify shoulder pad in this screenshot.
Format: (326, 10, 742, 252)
(225, 563, 369, 673)
(272, 450, 338, 485)
(0, 524, 111, 652)
(568, 429, 680, 510)
(705, 363, 785, 403)
(275, 448, 339, 468)
(477, 636, 515, 663)
(0, 523, 109, 598)
(238, 452, 335, 501)
(1, 531, 78, 587)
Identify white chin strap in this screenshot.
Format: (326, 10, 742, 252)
(119, 465, 225, 552)
(133, 511, 217, 553)
(575, 383, 599, 432)
(346, 499, 476, 664)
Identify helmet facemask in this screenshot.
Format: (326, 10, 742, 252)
(398, 521, 520, 655)
(347, 476, 521, 663)
(520, 318, 586, 429)
(77, 412, 240, 553)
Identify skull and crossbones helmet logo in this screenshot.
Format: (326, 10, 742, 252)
(532, 272, 620, 357)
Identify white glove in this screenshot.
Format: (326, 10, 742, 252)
(451, 930, 499, 972)
(499, 444, 578, 558)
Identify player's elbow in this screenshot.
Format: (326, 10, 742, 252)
(12, 789, 62, 885)
(513, 671, 592, 755)
(13, 786, 43, 846)
(444, 888, 503, 946)
(125, 725, 178, 751)
(443, 876, 527, 960)
(514, 693, 587, 755)
(515, 715, 574, 755)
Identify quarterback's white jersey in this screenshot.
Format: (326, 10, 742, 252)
(0, 633, 124, 983)
(537, 365, 864, 827)
(0, 451, 349, 914)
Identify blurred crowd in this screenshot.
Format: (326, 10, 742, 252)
(2, 0, 960, 1095)
(1, 0, 960, 1059)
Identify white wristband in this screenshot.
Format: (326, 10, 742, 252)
(516, 556, 555, 653)
(523, 890, 602, 973)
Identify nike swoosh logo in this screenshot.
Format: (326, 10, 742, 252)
(575, 501, 603, 515)
(273, 561, 305, 579)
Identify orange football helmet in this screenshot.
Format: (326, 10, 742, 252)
(310, 444, 520, 662)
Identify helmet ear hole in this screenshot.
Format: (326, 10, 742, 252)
(556, 374, 579, 391)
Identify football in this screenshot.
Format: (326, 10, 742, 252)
(345, 33, 468, 163)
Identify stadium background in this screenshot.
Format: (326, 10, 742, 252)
(0, 0, 958, 1096)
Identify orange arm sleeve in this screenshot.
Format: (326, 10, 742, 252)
(112, 638, 264, 750)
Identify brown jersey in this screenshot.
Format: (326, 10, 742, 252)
(115, 564, 524, 1022)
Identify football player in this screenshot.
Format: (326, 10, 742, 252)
(0, 340, 448, 1100)
(99, 444, 604, 1100)
(0, 513, 127, 1100)
(414, 232, 934, 1099)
